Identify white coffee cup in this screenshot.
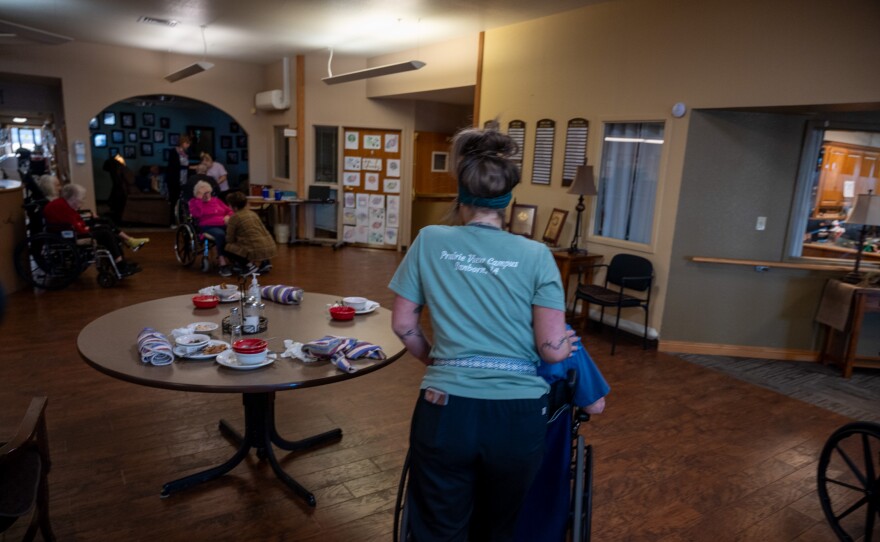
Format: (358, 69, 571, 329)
(342, 296, 368, 311)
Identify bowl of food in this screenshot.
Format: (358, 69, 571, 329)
(329, 305, 356, 321)
(232, 338, 269, 364)
(214, 283, 239, 301)
(175, 333, 211, 354)
(192, 294, 220, 309)
(190, 321, 219, 335)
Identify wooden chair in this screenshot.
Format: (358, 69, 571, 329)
(573, 254, 653, 355)
(0, 397, 55, 541)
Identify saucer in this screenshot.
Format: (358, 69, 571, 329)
(216, 350, 276, 370)
(354, 301, 380, 315)
(174, 340, 230, 360)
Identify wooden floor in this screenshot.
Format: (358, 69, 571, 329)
(0, 231, 862, 541)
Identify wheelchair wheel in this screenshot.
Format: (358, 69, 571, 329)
(14, 233, 81, 290)
(393, 450, 411, 542)
(174, 224, 197, 267)
(571, 436, 593, 542)
(817, 421, 880, 541)
(97, 271, 117, 288)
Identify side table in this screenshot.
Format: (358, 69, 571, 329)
(819, 284, 880, 378)
(552, 250, 603, 324)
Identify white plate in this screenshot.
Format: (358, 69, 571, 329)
(216, 350, 276, 370)
(189, 321, 219, 333)
(174, 340, 231, 360)
(354, 301, 380, 315)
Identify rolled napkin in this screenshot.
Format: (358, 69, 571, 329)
(298, 335, 387, 374)
(261, 284, 304, 305)
(137, 327, 174, 366)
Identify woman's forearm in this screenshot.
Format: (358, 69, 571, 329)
(392, 295, 433, 365)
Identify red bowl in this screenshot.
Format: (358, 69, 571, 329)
(192, 294, 220, 309)
(329, 306, 355, 321)
(232, 338, 268, 353)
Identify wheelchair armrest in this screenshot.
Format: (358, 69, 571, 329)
(575, 407, 591, 423)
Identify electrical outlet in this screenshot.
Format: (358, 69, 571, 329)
(756, 216, 767, 231)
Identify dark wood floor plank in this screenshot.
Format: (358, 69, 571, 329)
(0, 230, 863, 540)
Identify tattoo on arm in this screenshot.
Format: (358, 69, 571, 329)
(396, 327, 424, 340)
(412, 305, 424, 314)
(540, 335, 568, 353)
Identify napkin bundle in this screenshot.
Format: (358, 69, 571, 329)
(282, 335, 386, 373)
(137, 328, 174, 366)
(261, 284, 304, 305)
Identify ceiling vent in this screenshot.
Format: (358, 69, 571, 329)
(137, 16, 178, 28)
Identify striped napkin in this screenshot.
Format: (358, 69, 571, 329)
(137, 327, 174, 366)
(297, 335, 386, 373)
(261, 284, 304, 305)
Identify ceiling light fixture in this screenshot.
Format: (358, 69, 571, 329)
(12, 117, 27, 123)
(322, 49, 424, 85)
(164, 25, 214, 83)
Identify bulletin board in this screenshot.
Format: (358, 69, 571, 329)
(340, 127, 402, 248)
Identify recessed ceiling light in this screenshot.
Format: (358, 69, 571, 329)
(137, 16, 178, 28)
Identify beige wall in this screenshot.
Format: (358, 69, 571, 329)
(367, 35, 478, 98)
(480, 0, 880, 340)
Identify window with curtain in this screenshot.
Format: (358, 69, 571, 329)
(593, 122, 665, 244)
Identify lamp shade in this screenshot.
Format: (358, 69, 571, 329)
(848, 192, 880, 226)
(568, 165, 597, 196)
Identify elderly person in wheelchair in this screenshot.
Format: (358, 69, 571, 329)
(43, 184, 142, 275)
(188, 180, 234, 277)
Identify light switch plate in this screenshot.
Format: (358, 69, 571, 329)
(756, 216, 767, 231)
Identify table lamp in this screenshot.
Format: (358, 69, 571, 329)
(842, 190, 880, 284)
(568, 165, 598, 253)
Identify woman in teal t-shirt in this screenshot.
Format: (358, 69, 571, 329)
(389, 125, 577, 541)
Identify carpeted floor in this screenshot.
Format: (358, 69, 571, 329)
(675, 354, 880, 423)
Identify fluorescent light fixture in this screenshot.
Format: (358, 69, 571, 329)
(12, 117, 27, 123)
(604, 137, 664, 145)
(322, 60, 425, 85)
(164, 61, 214, 83)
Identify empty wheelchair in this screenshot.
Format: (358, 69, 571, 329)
(393, 371, 594, 542)
(174, 198, 217, 273)
(817, 421, 880, 541)
(14, 201, 128, 289)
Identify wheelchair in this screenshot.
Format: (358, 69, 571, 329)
(14, 200, 129, 290)
(393, 371, 594, 542)
(817, 421, 880, 541)
(173, 198, 217, 273)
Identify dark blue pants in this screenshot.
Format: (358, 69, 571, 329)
(407, 390, 548, 542)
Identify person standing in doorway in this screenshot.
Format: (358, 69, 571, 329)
(166, 134, 192, 226)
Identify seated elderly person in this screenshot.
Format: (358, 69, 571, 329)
(223, 191, 277, 275)
(43, 184, 142, 275)
(35, 174, 61, 201)
(188, 180, 235, 277)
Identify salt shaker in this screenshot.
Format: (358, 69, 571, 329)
(243, 296, 260, 334)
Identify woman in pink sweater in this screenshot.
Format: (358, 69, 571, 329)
(188, 180, 235, 276)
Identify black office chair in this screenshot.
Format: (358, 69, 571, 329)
(0, 396, 55, 541)
(573, 254, 653, 355)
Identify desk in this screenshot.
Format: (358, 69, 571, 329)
(552, 251, 603, 318)
(818, 281, 880, 378)
(77, 293, 404, 505)
(246, 197, 335, 244)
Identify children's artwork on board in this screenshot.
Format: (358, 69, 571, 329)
(362, 158, 382, 171)
(387, 210, 399, 228)
(386, 195, 400, 212)
(355, 225, 369, 243)
(369, 207, 386, 223)
(386, 159, 401, 177)
(342, 208, 357, 226)
(384, 134, 399, 153)
(356, 193, 369, 208)
(369, 194, 385, 208)
(368, 230, 385, 245)
(344, 131, 359, 150)
(344, 192, 356, 208)
(364, 172, 379, 191)
(384, 179, 401, 193)
(363, 134, 382, 150)
(385, 227, 398, 245)
(356, 208, 369, 226)
(344, 156, 362, 170)
(343, 225, 356, 242)
(343, 172, 361, 187)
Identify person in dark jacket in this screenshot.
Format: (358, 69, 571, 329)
(166, 134, 192, 225)
(223, 191, 276, 275)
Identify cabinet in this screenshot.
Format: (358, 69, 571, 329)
(813, 142, 880, 218)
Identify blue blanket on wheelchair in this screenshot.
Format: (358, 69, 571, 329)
(537, 328, 610, 408)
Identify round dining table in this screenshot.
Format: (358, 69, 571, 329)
(77, 292, 405, 506)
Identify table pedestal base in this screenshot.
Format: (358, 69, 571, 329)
(160, 392, 342, 506)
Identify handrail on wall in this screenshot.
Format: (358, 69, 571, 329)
(691, 256, 852, 272)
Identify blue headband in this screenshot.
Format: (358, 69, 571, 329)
(458, 186, 512, 209)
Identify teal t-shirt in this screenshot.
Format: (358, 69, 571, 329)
(388, 224, 565, 400)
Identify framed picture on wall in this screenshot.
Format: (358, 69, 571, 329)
(230, 122, 240, 133)
(431, 152, 449, 172)
(227, 151, 239, 165)
(109, 147, 119, 157)
(220, 136, 232, 149)
(509, 203, 537, 238)
(186, 125, 214, 161)
(127, 131, 137, 142)
(143, 113, 155, 127)
(236, 135, 247, 148)
(139, 128, 150, 140)
(168, 133, 180, 146)
(123, 145, 136, 159)
(542, 208, 569, 246)
(140, 142, 154, 157)
(89, 117, 99, 130)
(121, 112, 135, 128)
(160, 117, 170, 129)
(93, 133, 107, 148)
(102, 112, 116, 126)
(153, 130, 165, 143)
(111, 130, 124, 144)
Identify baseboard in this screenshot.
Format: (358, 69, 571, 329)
(659, 340, 819, 362)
